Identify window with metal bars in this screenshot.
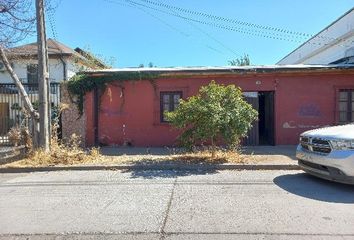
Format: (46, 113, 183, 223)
(27, 64, 38, 92)
(339, 89, 354, 123)
(160, 91, 182, 122)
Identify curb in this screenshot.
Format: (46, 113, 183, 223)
(0, 163, 300, 173)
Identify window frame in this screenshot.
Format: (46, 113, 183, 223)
(338, 89, 354, 124)
(27, 64, 38, 84)
(27, 64, 39, 92)
(160, 91, 182, 123)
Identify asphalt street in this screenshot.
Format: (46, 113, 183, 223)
(0, 169, 353, 239)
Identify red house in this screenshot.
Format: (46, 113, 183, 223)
(78, 65, 354, 147)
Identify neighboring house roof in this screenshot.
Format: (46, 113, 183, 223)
(5, 38, 84, 59)
(277, 7, 354, 65)
(4, 39, 108, 69)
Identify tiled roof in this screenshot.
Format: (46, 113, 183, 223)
(6, 38, 84, 59)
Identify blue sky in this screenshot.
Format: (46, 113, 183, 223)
(24, 0, 354, 67)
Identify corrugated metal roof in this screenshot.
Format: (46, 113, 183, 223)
(82, 64, 354, 75)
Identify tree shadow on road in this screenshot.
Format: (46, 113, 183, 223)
(274, 173, 354, 203)
(120, 157, 226, 179)
(121, 169, 220, 179)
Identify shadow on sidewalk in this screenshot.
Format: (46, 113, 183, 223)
(242, 145, 297, 160)
(101, 145, 298, 160)
(101, 147, 183, 156)
(274, 173, 354, 203)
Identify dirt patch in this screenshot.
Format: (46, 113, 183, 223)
(1, 147, 295, 168)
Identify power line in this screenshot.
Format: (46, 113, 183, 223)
(104, 0, 353, 49)
(121, 0, 353, 47)
(154, 0, 240, 57)
(103, 0, 238, 58)
(137, 0, 312, 39)
(117, 0, 308, 44)
(47, 10, 57, 39)
(45, 0, 59, 39)
(135, 0, 351, 46)
(103, 0, 190, 37)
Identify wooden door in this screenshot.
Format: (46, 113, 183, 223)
(0, 103, 9, 135)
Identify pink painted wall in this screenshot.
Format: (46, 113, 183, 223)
(85, 71, 354, 146)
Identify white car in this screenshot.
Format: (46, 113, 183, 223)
(296, 124, 354, 184)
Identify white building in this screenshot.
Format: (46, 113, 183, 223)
(0, 38, 105, 84)
(277, 8, 354, 65)
(0, 39, 106, 142)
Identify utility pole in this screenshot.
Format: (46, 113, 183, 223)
(36, 0, 50, 152)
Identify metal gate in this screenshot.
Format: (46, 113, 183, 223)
(0, 83, 61, 145)
(244, 92, 259, 146)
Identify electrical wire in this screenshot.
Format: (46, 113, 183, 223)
(118, 0, 309, 44)
(104, 0, 190, 37)
(104, 0, 353, 50)
(135, 0, 351, 45)
(155, 0, 240, 57)
(124, 0, 354, 47)
(45, 0, 59, 39)
(104, 0, 239, 58)
(138, 0, 312, 39)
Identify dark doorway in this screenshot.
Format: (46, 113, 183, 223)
(258, 91, 275, 145)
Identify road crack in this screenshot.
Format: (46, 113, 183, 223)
(159, 178, 177, 240)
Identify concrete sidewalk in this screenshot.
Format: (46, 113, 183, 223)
(101, 145, 297, 158)
(101, 145, 293, 154)
(100, 145, 297, 164)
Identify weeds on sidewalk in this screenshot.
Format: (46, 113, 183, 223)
(7, 123, 103, 167)
(158, 148, 246, 164)
(3, 104, 251, 168)
(4, 124, 255, 167)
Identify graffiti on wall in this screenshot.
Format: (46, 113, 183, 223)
(281, 102, 326, 129)
(282, 121, 297, 129)
(282, 121, 329, 129)
(298, 103, 321, 117)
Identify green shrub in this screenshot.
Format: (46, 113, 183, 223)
(166, 80, 258, 157)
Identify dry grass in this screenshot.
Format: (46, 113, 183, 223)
(3, 126, 263, 168)
(1, 108, 269, 168)
(6, 135, 103, 167)
(152, 150, 247, 164)
(3, 122, 107, 167)
(3, 145, 259, 168)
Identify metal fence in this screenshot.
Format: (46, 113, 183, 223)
(0, 82, 61, 145)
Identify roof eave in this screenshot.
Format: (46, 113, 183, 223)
(80, 64, 354, 77)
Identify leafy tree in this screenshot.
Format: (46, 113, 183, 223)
(74, 47, 116, 69)
(229, 54, 251, 66)
(166, 81, 258, 157)
(0, 0, 40, 147)
(0, 0, 36, 47)
(138, 62, 156, 68)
